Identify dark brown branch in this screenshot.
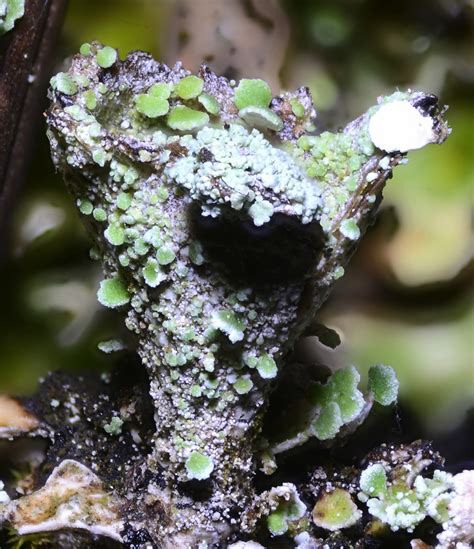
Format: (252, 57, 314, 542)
(0, 0, 67, 258)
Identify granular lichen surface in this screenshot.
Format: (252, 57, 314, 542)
(42, 42, 450, 546)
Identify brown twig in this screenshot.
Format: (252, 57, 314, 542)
(0, 0, 67, 258)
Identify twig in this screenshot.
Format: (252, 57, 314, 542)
(0, 0, 67, 258)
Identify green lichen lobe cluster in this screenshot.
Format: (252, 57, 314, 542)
(358, 463, 455, 532)
(48, 42, 403, 237)
(46, 44, 439, 508)
(0, 0, 24, 35)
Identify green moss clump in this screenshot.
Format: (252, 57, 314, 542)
(103, 416, 124, 435)
(104, 224, 125, 246)
(358, 468, 454, 533)
(84, 90, 97, 110)
(143, 258, 166, 288)
(156, 247, 176, 265)
(290, 99, 305, 118)
(266, 487, 306, 536)
(79, 42, 91, 56)
(311, 366, 365, 434)
(78, 199, 93, 215)
(248, 200, 275, 226)
(359, 464, 387, 497)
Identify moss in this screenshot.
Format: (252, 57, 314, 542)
(358, 467, 454, 533)
(359, 464, 387, 497)
(267, 510, 288, 536)
(95, 45, 118, 68)
(189, 241, 205, 265)
(156, 247, 176, 265)
(234, 78, 272, 110)
(248, 199, 275, 226)
(97, 339, 126, 353)
(312, 366, 365, 424)
(92, 149, 107, 167)
(290, 99, 305, 118)
(266, 486, 306, 537)
(97, 277, 130, 308)
(190, 385, 202, 398)
(78, 199, 93, 215)
(116, 192, 132, 210)
(312, 401, 343, 440)
(143, 259, 166, 288)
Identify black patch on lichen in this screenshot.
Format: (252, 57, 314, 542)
(190, 206, 325, 286)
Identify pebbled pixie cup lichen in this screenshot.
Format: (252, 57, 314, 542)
(45, 42, 449, 546)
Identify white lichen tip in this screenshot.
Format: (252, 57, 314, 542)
(0, 480, 10, 504)
(369, 100, 436, 153)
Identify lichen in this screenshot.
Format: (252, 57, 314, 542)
(0, 0, 25, 35)
(263, 484, 306, 537)
(95, 45, 118, 69)
(0, 480, 10, 504)
(312, 488, 362, 531)
(368, 364, 399, 406)
(44, 42, 450, 546)
(234, 78, 272, 110)
(358, 464, 455, 533)
(97, 277, 130, 308)
(103, 416, 124, 435)
(437, 470, 474, 548)
(4, 460, 123, 541)
(185, 452, 214, 480)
